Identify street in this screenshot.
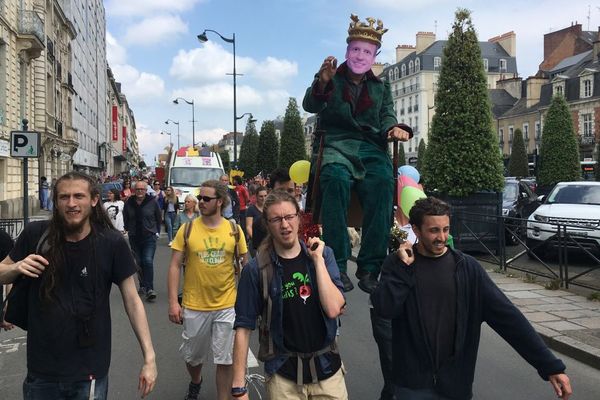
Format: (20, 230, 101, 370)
(1, 236, 599, 399)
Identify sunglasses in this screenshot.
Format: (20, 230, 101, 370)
(198, 196, 217, 202)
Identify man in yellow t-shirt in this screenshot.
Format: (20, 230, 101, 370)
(167, 180, 248, 400)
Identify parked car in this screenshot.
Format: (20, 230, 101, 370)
(101, 181, 123, 202)
(526, 181, 600, 256)
(503, 179, 540, 244)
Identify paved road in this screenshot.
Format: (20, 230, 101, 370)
(1, 237, 599, 399)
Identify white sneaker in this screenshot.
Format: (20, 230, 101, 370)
(168, 241, 172, 246)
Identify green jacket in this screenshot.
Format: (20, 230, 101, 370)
(303, 62, 408, 179)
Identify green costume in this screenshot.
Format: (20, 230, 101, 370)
(303, 62, 412, 277)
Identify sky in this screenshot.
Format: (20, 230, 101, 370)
(104, 0, 600, 166)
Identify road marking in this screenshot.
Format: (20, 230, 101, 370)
(0, 336, 27, 354)
(247, 348, 259, 368)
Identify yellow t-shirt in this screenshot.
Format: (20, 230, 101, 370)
(171, 217, 247, 311)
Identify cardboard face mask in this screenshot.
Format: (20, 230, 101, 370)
(345, 40, 377, 75)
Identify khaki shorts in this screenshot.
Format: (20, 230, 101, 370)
(266, 364, 348, 400)
(179, 307, 235, 366)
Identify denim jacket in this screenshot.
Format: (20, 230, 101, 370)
(234, 241, 344, 376)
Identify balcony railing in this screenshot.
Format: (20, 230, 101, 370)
(19, 10, 45, 44)
(579, 135, 595, 145)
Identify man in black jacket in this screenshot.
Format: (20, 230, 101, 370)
(124, 181, 162, 302)
(371, 197, 572, 400)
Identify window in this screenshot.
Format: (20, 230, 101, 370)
(583, 113, 593, 137)
(414, 116, 419, 134)
(415, 58, 420, 72)
(523, 123, 529, 140)
(409, 60, 414, 74)
(499, 59, 507, 72)
(408, 96, 412, 113)
(388, 70, 393, 81)
(499, 128, 504, 144)
(483, 58, 488, 71)
(508, 126, 514, 142)
(434, 57, 441, 71)
(554, 83, 564, 96)
(535, 121, 541, 139)
(394, 67, 399, 81)
(582, 79, 592, 98)
(401, 64, 406, 77)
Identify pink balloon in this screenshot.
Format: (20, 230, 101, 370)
(399, 175, 419, 189)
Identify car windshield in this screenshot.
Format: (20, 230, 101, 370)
(503, 182, 518, 202)
(547, 185, 600, 205)
(169, 167, 223, 187)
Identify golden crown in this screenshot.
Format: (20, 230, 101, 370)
(347, 14, 388, 48)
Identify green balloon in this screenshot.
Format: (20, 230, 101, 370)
(400, 186, 427, 217)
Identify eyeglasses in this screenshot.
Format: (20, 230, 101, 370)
(198, 196, 217, 202)
(267, 213, 298, 225)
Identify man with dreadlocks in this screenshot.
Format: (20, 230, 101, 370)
(0, 172, 157, 400)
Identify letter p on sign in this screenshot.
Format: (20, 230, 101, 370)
(10, 131, 40, 158)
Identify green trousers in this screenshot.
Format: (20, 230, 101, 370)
(319, 147, 393, 277)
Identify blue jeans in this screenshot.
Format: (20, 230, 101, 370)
(129, 235, 157, 291)
(23, 374, 108, 400)
(394, 387, 452, 399)
(165, 211, 177, 241)
(40, 188, 49, 210)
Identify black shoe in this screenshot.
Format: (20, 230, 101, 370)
(145, 289, 157, 302)
(340, 272, 354, 292)
(358, 273, 378, 294)
(184, 380, 202, 400)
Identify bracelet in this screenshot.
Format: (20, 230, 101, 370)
(231, 386, 248, 397)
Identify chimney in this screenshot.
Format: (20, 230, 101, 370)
(396, 45, 415, 63)
(594, 26, 600, 62)
(415, 31, 436, 54)
(489, 31, 516, 57)
(371, 62, 384, 77)
(496, 76, 522, 99)
(525, 77, 546, 108)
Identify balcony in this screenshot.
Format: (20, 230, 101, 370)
(17, 10, 45, 60)
(62, 72, 76, 94)
(579, 135, 595, 146)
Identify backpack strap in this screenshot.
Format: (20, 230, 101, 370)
(183, 219, 194, 249)
(256, 249, 274, 360)
(229, 219, 241, 275)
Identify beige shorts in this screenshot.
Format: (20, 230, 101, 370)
(179, 307, 235, 366)
(266, 364, 348, 400)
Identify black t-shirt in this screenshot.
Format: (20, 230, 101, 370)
(9, 221, 137, 381)
(251, 214, 267, 250)
(246, 205, 262, 243)
(276, 251, 341, 383)
(414, 248, 457, 370)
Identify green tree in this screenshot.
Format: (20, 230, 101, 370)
(595, 141, 600, 181)
(507, 129, 529, 178)
(219, 150, 230, 173)
(238, 119, 260, 178)
(397, 143, 406, 166)
(416, 138, 427, 172)
(422, 9, 504, 196)
(537, 95, 580, 186)
(279, 98, 307, 169)
(256, 120, 279, 176)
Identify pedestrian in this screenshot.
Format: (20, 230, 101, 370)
(219, 174, 241, 223)
(153, 181, 165, 210)
(245, 186, 268, 255)
(173, 194, 200, 234)
(121, 179, 133, 202)
(47, 178, 57, 211)
(268, 167, 295, 193)
(0, 171, 157, 399)
(233, 176, 250, 236)
(123, 180, 162, 302)
(303, 14, 412, 293)
(232, 190, 347, 399)
(371, 197, 572, 400)
(39, 176, 49, 210)
(0, 228, 14, 331)
(167, 180, 248, 400)
(103, 189, 125, 233)
(163, 186, 180, 246)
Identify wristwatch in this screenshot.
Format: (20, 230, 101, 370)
(231, 387, 248, 397)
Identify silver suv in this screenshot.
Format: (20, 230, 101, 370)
(526, 181, 600, 253)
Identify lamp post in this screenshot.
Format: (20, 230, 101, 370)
(197, 29, 241, 162)
(173, 98, 195, 147)
(165, 119, 180, 148)
(160, 131, 172, 148)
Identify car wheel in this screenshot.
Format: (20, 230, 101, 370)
(526, 237, 546, 259)
(505, 217, 523, 246)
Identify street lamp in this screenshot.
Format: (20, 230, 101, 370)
(197, 29, 241, 162)
(173, 98, 195, 147)
(165, 119, 180, 148)
(160, 131, 172, 147)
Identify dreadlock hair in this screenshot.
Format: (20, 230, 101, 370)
(41, 171, 115, 302)
(258, 190, 300, 254)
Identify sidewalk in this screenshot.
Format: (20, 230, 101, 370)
(351, 247, 600, 370)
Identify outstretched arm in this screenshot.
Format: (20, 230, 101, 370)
(118, 276, 157, 398)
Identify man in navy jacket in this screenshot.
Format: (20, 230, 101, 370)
(371, 197, 572, 400)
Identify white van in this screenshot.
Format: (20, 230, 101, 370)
(167, 146, 225, 209)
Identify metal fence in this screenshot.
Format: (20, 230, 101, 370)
(0, 219, 25, 240)
(453, 211, 600, 291)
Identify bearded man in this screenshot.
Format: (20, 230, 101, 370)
(303, 14, 412, 293)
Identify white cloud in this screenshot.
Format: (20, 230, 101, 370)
(106, 31, 127, 65)
(171, 83, 263, 109)
(195, 128, 229, 145)
(112, 64, 165, 101)
(106, 0, 202, 17)
(124, 15, 189, 46)
(252, 57, 298, 86)
(136, 125, 171, 166)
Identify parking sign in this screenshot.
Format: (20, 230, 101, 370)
(10, 130, 40, 158)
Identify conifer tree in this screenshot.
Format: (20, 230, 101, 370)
(507, 129, 529, 178)
(279, 98, 307, 169)
(238, 119, 260, 178)
(422, 9, 504, 196)
(397, 143, 406, 166)
(537, 95, 580, 186)
(416, 138, 427, 172)
(256, 120, 279, 177)
(219, 150, 230, 173)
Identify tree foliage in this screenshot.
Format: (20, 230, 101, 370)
(537, 95, 580, 186)
(257, 120, 280, 177)
(416, 138, 427, 172)
(507, 129, 529, 178)
(595, 141, 600, 181)
(219, 150, 230, 173)
(397, 143, 406, 166)
(238, 119, 260, 178)
(422, 9, 504, 196)
(279, 98, 307, 169)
